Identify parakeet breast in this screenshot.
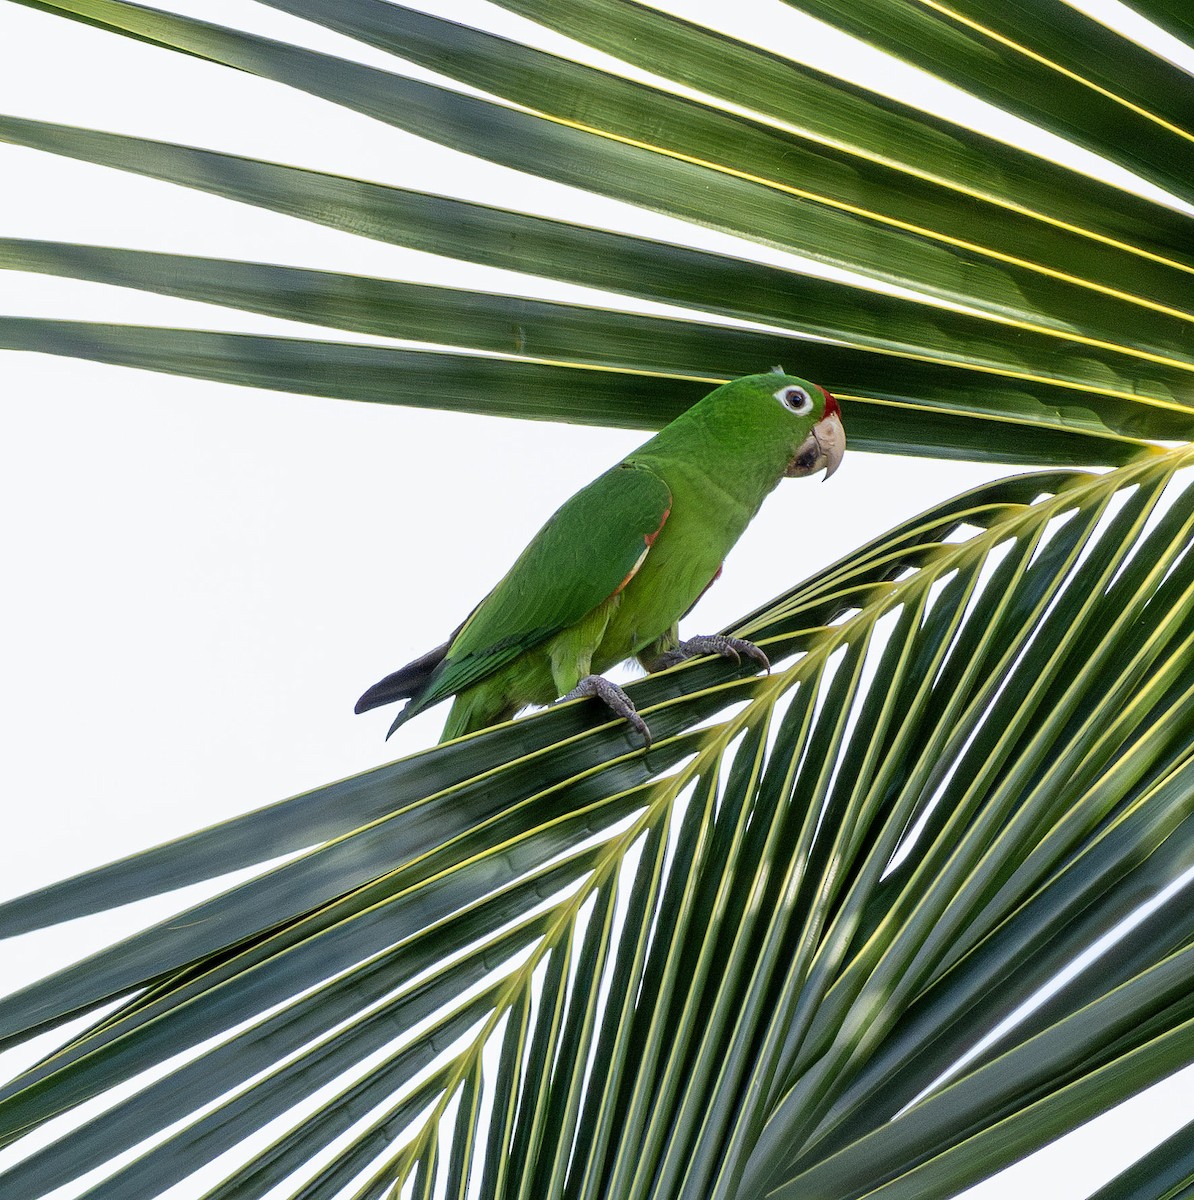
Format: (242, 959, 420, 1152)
(593, 457, 761, 669)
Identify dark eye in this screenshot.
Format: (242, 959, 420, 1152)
(774, 384, 813, 414)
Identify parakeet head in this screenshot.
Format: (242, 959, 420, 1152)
(770, 370, 844, 480)
(686, 370, 845, 483)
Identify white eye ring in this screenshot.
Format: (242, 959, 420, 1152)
(774, 384, 813, 414)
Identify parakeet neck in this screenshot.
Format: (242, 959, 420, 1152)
(629, 411, 791, 525)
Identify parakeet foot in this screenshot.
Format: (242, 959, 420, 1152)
(561, 675, 651, 749)
(651, 635, 770, 673)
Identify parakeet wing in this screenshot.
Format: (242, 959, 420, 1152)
(409, 462, 672, 713)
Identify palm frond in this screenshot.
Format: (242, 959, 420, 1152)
(3, 449, 1194, 1196)
(3, 0, 1193, 460)
(1086, 1111, 1194, 1200)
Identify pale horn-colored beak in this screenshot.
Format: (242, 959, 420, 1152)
(786, 410, 845, 480)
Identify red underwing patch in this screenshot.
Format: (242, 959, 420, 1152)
(644, 505, 672, 548)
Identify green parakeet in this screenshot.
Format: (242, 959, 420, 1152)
(357, 370, 844, 745)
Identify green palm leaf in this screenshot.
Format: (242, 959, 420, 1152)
(1086, 1112, 1194, 1200)
(3, 0, 1194, 1195)
(4, 0, 1194, 457)
(3, 452, 1194, 1196)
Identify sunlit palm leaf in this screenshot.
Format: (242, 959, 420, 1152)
(0, 314, 1166, 465)
(0, 233, 1188, 459)
(1140, 0, 1192, 40)
(3, 449, 1194, 1196)
(91, 0, 1194, 335)
(773, 0, 1194, 208)
(4, 0, 1193, 460)
(494, 0, 1194, 258)
(1086, 1112, 1194, 1200)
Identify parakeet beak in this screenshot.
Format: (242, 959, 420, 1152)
(786, 410, 845, 480)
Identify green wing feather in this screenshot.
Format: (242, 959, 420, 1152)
(406, 462, 672, 717)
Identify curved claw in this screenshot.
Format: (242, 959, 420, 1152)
(652, 635, 770, 674)
(740, 642, 771, 672)
(561, 674, 652, 749)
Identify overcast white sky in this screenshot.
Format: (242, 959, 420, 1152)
(1, 1, 1192, 1196)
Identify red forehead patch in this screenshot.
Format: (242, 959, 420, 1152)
(822, 389, 841, 418)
